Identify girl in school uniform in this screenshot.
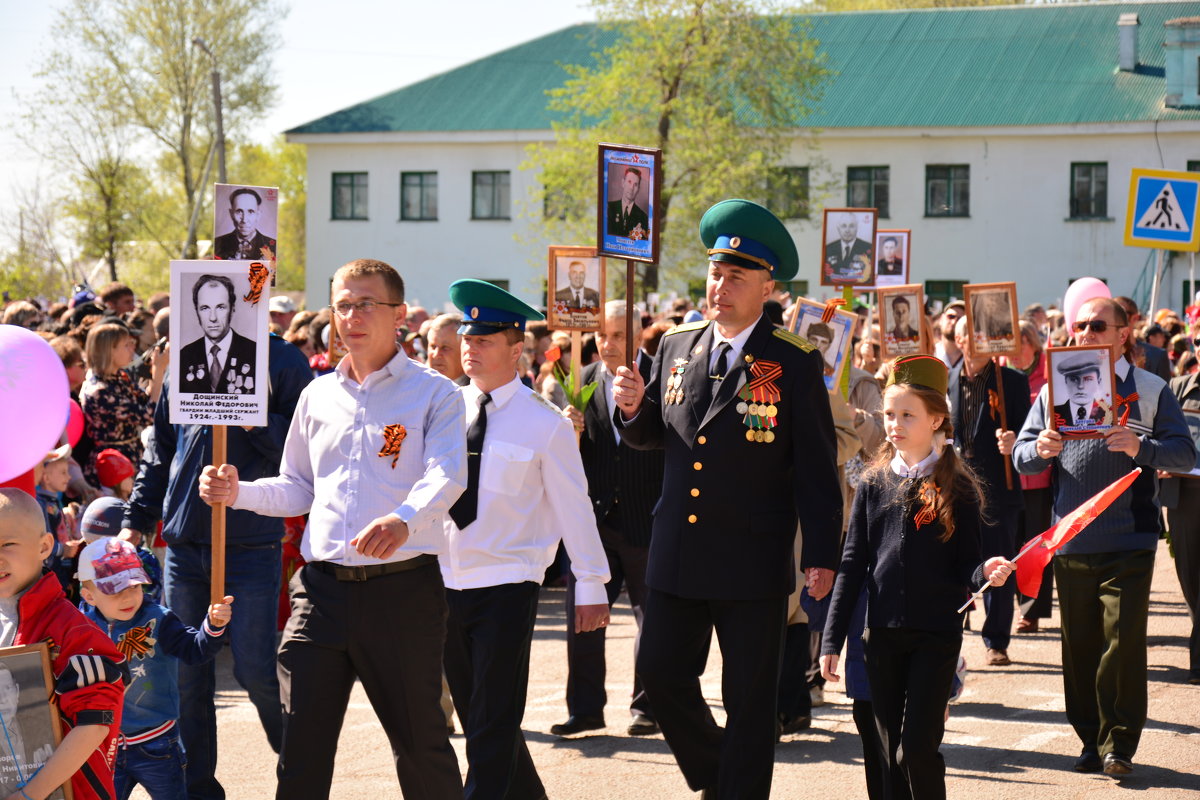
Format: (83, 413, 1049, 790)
(820, 354, 1015, 800)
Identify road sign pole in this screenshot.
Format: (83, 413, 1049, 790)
(1149, 249, 1164, 317)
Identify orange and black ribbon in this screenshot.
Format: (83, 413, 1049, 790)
(379, 424, 408, 468)
(1114, 391, 1139, 426)
(987, 388, 1001, 423)
(914, 482, 940, 530)
(117, 624, 157, 660)
(820, 298, 848, 324)
(243, 261, 271, 305)
(739, 358, 783, 439)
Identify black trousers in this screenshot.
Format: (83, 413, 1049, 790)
(979, 504, 1020, 651)
(863, 626, 961, 800)
(1055, 550, 1154, 758)
(1018, 487, 1055, 619)
(564, 519, 652, 719)
(444, 582, 544, 800)
(852, 699, 887, 800)
(638, 588, 786, 800)
(1165, 480, 1200, 679)
(776, 622, 811, 722)
(276, 561, 462, 800)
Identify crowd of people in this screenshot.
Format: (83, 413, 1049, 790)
(0, 200, 1198, 800)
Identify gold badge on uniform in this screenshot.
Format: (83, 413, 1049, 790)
(738, 357, 782, 443)
(666, 358, 689, 405)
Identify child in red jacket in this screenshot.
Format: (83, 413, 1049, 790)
(0, 489, 126, 800)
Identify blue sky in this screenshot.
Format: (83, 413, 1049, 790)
(0, 0, 592, 238)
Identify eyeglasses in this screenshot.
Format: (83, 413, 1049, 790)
(332, 299, 403, 318)
(1072, 320, 1113, 334)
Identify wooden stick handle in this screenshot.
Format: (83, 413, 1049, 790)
(993, 357, 1013, 490)
(210, 425, 227, 605)
(625, 260, 636, 372)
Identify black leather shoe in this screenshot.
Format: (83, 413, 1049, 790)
(550, 715, 605, 736)
(627, 714, 659, 736)
(1073, 749, 1102, 773)
(780, 714, 812, 735)
(1103, 752, 1133, 776)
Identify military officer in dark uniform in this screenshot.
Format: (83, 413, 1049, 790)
(613, 199, 843, 799)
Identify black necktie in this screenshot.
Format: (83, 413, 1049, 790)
(1077, 406, 1085, 421)
(209, 345, 221, 392)
(702, 342, 730, 410)
(449, 393, 491, 529)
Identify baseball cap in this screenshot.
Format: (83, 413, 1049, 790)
(269, 296, 297, 314)
(79, 496, 129, 543)
(77, 537, 150, 595)
(95, 449, 135, 489)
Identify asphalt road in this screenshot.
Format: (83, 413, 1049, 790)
(132, 539, 1199, 799)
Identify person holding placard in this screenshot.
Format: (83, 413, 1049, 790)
(1013, 296, 1195, 776)
(198, 259, 465, 800)
(1160, 370, 1200, 684)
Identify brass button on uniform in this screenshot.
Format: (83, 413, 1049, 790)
(690, 488, 700, 497)
(697, 435, 707, 445)
(693, 461, 703, 471)
(688, 514, 698, 524)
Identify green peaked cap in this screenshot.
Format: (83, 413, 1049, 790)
(699, 199, 799, 282)
(449, 279, 544, 336)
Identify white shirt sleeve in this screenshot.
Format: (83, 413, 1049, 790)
(233, 390, 317, 518)
(541, 414, 610, 605)
(395, 384, 467, 537)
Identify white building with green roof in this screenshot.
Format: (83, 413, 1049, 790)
(287, 2, 1200, 315)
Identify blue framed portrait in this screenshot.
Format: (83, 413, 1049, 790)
(597, 143, 661, 263)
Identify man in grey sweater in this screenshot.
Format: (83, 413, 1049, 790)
(1013, 297, 1195, 777)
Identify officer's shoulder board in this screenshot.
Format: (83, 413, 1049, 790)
(663, 320, 710, 337)
(528, 389, 566, 416)
(772, 327, 816, 353)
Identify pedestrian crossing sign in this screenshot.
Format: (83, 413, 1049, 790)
(1124, 167, 1200, 251)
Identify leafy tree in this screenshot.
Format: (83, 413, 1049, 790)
(524, 0, 829, 295)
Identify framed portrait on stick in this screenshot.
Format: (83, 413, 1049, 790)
(820, 208, 878, 287)
(1047, 345, 1117, 439)
(790, 298, 856, 392)
(547, 246, 606, 332)
(168, 260, 270, 428)
(871, 229, 910, 289)
(596, 143, 661, 263)
(212, 184, 278, 263)
(878, 284, 928, 359)
(963, 282, 1020, 359)
(0, 643, 69, 800)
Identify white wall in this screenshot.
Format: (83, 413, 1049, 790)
(296, 124, 1200, 315)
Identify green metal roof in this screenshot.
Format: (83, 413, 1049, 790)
(287, 2, 1200, 136)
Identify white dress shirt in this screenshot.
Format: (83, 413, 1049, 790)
(443, 375, 610, 605)
(232, 349, 467, 565)
(708, 315, 761, 374)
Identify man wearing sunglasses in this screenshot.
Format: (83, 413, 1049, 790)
(1014, 296, 1195, 779)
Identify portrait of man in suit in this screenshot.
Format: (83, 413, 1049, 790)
(889, 295, 920, 343)
(606, 166, 650, 239)
(214, 187, 277, 261)
(178, 274, 258, 394)
(1051, 349, 1111, 431)
(823, 211, 873, 283)
(876, 236, 904, 276)
(553, 260, 601, 310)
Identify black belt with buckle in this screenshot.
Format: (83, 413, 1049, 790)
(309, 553, 437, 582)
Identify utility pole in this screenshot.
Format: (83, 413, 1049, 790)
(192, 37, 226, 184)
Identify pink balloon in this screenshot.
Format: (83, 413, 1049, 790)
(0, 325, 70, 483)
(66, 399, 85, 448)
(1063, 277, 1111, 328)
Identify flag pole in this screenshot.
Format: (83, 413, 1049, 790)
(956, 535, 1043, 614)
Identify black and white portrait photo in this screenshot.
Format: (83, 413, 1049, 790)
(878, 284, 927, 359)
(872, 229, 910, 288)
(212, 183, 278, 262)
(547, 247, 605, 332)
(1047, 345, 1115, 437)
(169, 260, 270, 427)
(0, 646, 63, 800)
(821, 208, 878, 287)
(964, 282, 1020, 358)
(790, 298, 856, 391)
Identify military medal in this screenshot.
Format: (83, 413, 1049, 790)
(738, 357, 782, 443)
(667, 358, 689, 405)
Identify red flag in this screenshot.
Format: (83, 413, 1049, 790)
(1014, 467, 1142, 598)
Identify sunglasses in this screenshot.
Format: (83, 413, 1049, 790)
(1072, 320, 1114, 334)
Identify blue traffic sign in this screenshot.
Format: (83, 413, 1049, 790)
(1124, 168, 1200, 251)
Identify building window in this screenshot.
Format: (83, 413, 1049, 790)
(1070, 163, 1108, 219)
(847, 166, 889, 218)
(925, 165, 969, 217)
(1188, 160, 1200, 172)
(776, 280, 809, 299)
(925, 280, 967, 307)
(472, 171, 511, 220)
(767, 167, 810, 219)
(332, 172, 368, 220)
(401, 172, 437, 221)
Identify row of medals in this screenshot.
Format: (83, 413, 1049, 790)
(739, 400, 778, 443)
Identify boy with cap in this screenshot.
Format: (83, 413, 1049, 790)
(443, 279, 609, 799)
(94, 450, 135, 502)
(612, 199, 842, 798)
(78, 536, 231, 800)
(0, 488, 128, 800)
(80, 498, 162, 606)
